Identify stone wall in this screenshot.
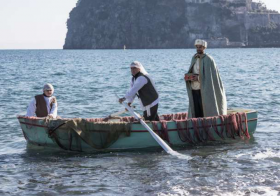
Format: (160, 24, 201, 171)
(245, 13, 280, 29)
(270, 14, 280, 24)
(248, 23, 280, 47)
(205, 38, 229, 48)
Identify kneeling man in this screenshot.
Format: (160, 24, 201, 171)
(119, 61, 159, 121)
(26, 83, 58, 118)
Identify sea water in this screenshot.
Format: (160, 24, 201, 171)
(0, 49, 279, 195)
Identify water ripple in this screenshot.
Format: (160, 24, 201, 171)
(0, 49, 279, 195)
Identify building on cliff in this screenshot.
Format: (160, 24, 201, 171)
(63, 0, 280, 49)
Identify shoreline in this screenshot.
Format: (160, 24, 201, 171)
(1, 47, 280, 50)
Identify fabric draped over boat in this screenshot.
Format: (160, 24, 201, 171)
(45, 118, 131, 151)
(175, 112, 250, 144)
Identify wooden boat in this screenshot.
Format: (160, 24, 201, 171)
(17, 109, 257, 152)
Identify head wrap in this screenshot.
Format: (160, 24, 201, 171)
(43, 83, 54, 93)
(194, 39, 207, 48)
(130, 61, 159, 96)
(130, 61, 148, 75)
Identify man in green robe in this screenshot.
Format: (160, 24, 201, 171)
(185, 39, 227, 118)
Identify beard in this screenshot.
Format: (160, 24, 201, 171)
(197, 50, 203, 54)
(43, 93, 52, 97)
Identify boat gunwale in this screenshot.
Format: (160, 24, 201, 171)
(16, 109, 257, 123)
(20, 118, 258, 133)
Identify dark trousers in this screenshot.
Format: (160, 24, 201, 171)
(143, 104, 159, 121)
(192, 90, 204, 118)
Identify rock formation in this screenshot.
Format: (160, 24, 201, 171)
(64, 0, 280, 49)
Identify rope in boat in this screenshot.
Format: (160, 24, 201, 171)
(151, 120, 170, 144)
(175, 112, 250, 144)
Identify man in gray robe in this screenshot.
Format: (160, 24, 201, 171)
(185, 39, 227, 118)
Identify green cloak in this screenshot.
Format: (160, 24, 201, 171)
(186, 54, 227, 118)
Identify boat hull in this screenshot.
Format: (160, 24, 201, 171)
(18, 109, 258, 152)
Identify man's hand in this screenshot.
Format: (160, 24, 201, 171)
(119, 97, 126, 104)
(48, 114, 54, 118)
(125, 102, 132, 111)
(191, 75, 199, 81)
(185, 74, 199, 81)
(185, 73, 197, 81)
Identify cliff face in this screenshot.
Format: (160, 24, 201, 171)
(248, 23, 280, 47)
(64, 0, 280, 49)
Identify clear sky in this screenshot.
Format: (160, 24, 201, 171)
(0, 0, 77, 49)
(0, 0, 279, 49)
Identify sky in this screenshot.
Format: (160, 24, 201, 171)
(0, 0, 279, 49)
(0, 0, 77, 49)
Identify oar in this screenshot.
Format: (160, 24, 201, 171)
(115, 95, 179, 156)
(106, 106, 136, 118)
(106, 110, 127, 118)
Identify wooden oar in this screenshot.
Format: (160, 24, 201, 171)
(116, 95, 179, 156)
(107, 110, 127, 118)
(106, 106, 136, 118)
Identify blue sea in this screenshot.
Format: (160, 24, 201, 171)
(0, 49, 279, 195)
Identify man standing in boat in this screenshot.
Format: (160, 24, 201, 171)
(26, 83, 58, 118)
(185, 39, 227, 118)
(119, 61, 160, 121)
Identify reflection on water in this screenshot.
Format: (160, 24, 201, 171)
(0, 49, 280, 195)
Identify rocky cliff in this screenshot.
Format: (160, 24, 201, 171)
(64, 0, 280, 49)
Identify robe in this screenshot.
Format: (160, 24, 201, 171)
(186, 54, 227, 118)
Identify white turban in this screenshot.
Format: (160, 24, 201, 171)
(194, 39, 207, 48)
(130, 61, 159, 95)
(43, 83, 54, 93)
(130, 61, 148, 75)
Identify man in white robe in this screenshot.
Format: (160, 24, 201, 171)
(119, 61, 159, 121)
